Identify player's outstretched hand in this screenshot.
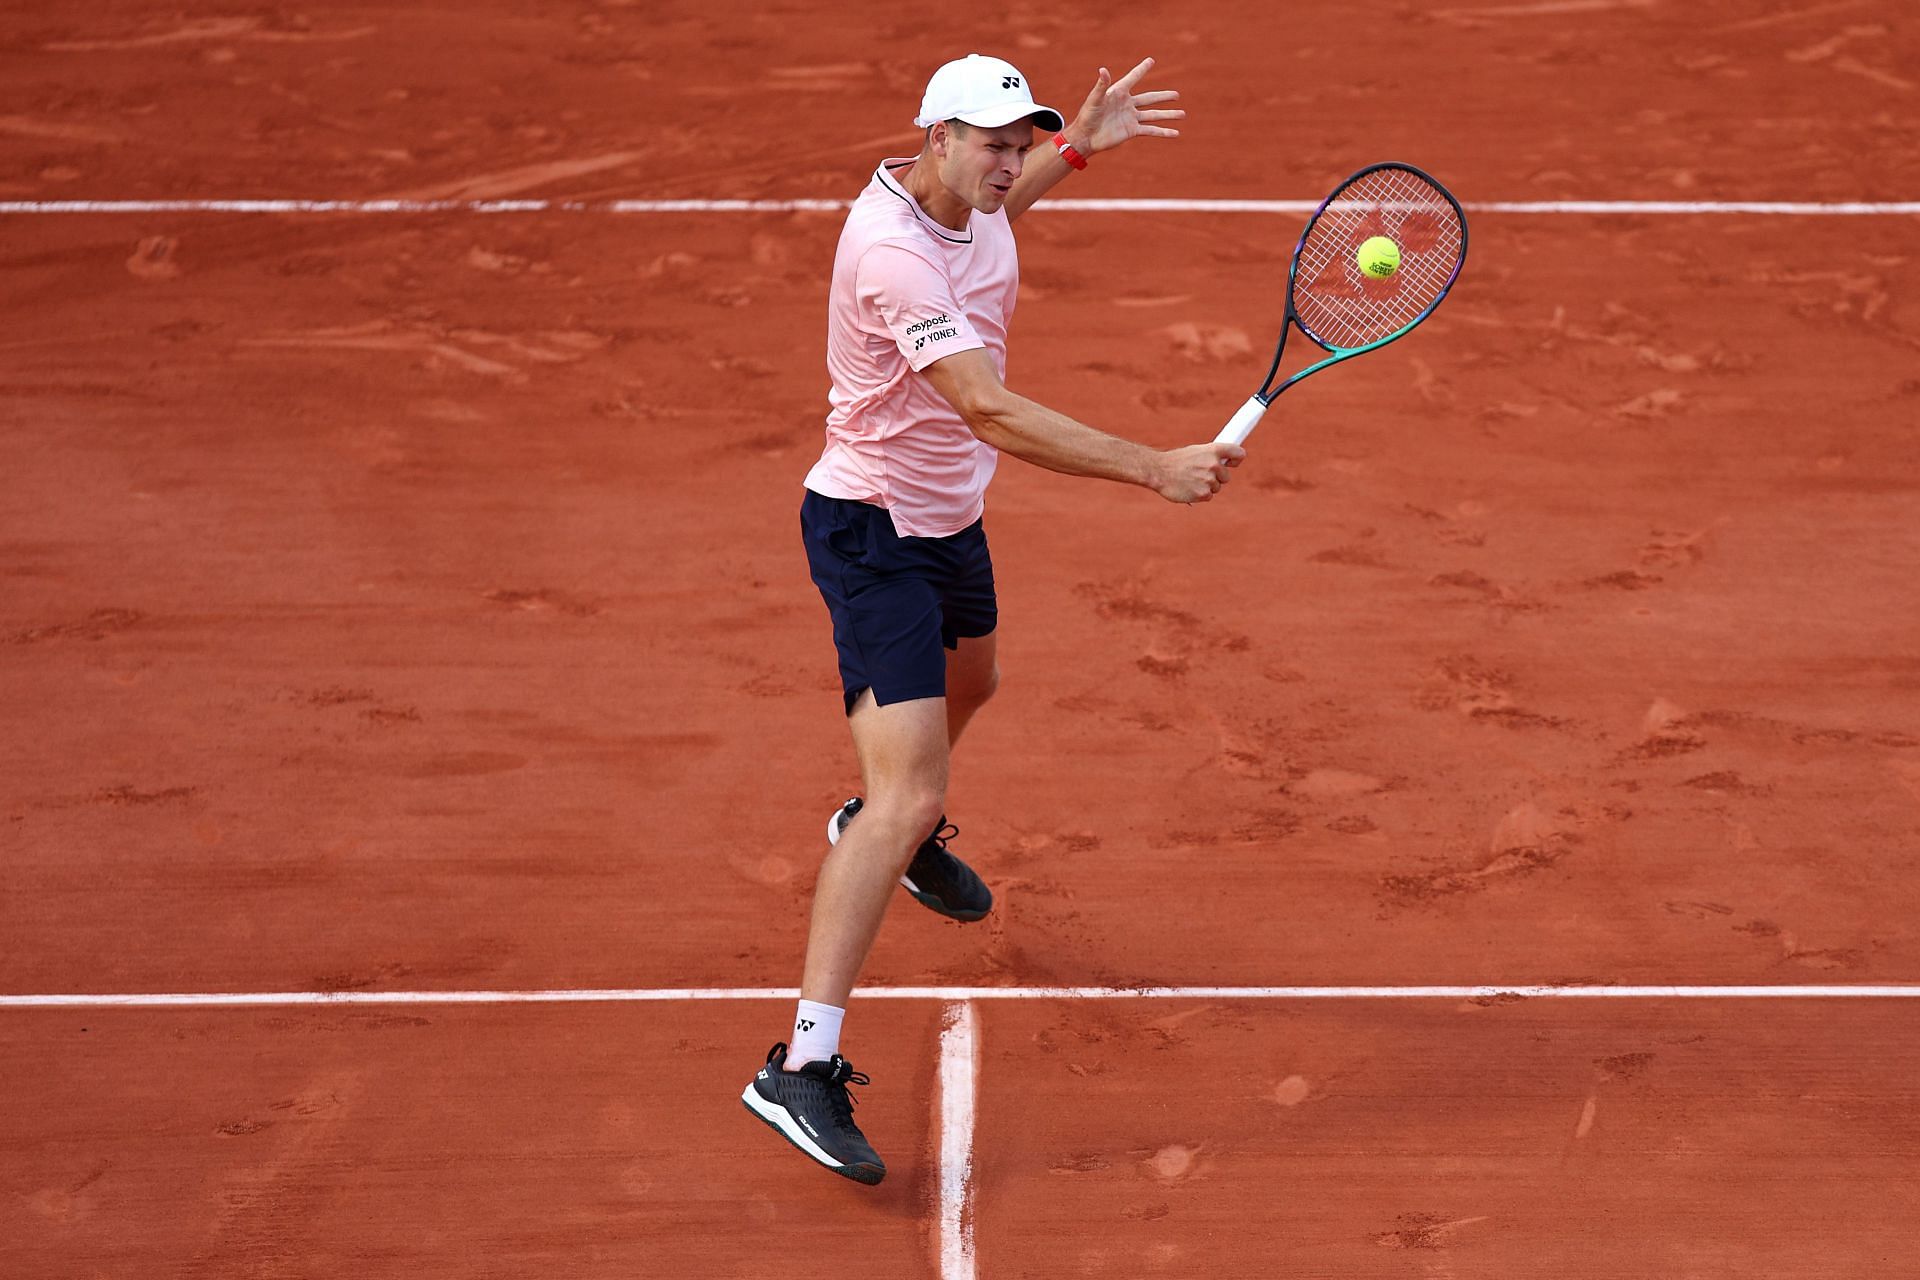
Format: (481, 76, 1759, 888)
(1151, 442, 1244, 504)
(1070, 56, 1184, 156)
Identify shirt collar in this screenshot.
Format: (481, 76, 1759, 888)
(875, 158, 973, 245)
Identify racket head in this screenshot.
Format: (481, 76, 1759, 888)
(1285, 162, 1468, 355)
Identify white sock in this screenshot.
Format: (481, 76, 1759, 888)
(787, 999, 845, 1069)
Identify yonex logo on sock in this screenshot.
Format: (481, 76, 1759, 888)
(798, 1018, 815, 1032)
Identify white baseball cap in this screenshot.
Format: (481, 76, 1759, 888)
(913, 54, 1065, 132)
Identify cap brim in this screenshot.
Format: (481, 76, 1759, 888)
(954, 102, 1065, 132)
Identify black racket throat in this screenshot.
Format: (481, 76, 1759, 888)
(1253, 309, 1300, 403)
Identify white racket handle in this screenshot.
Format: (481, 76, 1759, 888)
(1213, 395, 1268, 447)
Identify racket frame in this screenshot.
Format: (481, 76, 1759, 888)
(1216, 162, 1468, 446)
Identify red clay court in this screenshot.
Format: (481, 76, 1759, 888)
(4, 2, 1918, 1275)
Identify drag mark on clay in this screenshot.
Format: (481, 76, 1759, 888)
(198, 1072, 363, 1265)
(483, 588, 602, 617)
(5, 609, 142, 645)
(42, 17, 376, 50)
(1382, 842, 1572, 903)
(1638, 526, 1714, 569)
(1581, 569, 1664, 591)
(1720, 909, 1866, 971)
(762, 63, 881, 93)
(400, 752, 527, 778)
(1785, 23, 1901, 68)
(1716, 3, 1869, 34)
(1693, 708, 1886, 748)
(1681, 771, 1768, 796)
(303, 687, 376, 707)
(1076, 577, 1250, 684)
(1573, 1094, 1599, 1139)
(1292, 769, 1386, 798)
(1427, 570, 1545, 613)
(1414, 656, 1568, 730)
(1143, 1004, 1217, 1041)
(240, 323, 520, 379)
(1373, 1213, 1490, 1249)
(240, 322, 611, 382)
(1594, 1052, 1655, 1082)
(1307, 545, 1392, 570)
(1612, 388, 1686, 420)
(0, 115, 126, 145)
(1662, 900, 1734, 919)
(1381, 802, 1584, 904)
(386, 152, 644, 203)
(1767, 929, 1868, 971)
(215, 1118, 272, 1137)
(1576, 1051, 1657, 1139)
(1619, 697, 1706, 759)
(94, 785, 197, 806)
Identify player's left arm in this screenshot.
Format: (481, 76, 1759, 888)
(1004, 56, 1184, 223)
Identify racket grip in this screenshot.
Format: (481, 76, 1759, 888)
(1213, 395, 1268, 447)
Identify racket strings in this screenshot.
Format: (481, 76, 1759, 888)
(1292, 166, 1464, 351)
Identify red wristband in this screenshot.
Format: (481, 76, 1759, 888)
(1052, 132, 1088, 171)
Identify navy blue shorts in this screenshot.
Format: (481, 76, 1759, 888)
(801, 490, 997, 715)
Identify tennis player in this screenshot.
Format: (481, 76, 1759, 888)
(742, 53, 1242, 1184)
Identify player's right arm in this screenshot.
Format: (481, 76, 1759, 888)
(922, 348, 1241, 504)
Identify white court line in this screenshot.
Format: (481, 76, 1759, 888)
(3, 984, 1919, 1008)
(938, 1001, 978, 1280)
(1, 199, 1918, 216)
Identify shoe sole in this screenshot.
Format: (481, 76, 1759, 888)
(829, 806, 992, 924)
(740, 1084, 885, 1185)
(901, 883, 990, 923)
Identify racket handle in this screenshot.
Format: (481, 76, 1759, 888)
(1213, 395, 1268, 447)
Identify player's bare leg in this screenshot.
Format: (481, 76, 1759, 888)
(801, 692, 950, 1008)
(944, 630, 1000, 747)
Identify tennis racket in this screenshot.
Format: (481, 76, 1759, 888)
(1215, 162, 1468, 446)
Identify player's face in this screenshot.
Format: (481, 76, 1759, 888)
(941, 121, 1036, 212)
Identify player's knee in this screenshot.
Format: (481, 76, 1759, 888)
(865, 786, 946, 849)
(898, 787, 947, 845)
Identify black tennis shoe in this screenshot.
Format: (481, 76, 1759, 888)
(829, 797, 994, 923)
(740, 1042, 885, 1185)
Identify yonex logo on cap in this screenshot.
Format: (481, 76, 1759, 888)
(912, 54, 1064, 132)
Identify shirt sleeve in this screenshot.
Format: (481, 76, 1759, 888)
(854, 242, 986, 372)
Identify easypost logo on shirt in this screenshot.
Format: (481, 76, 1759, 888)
(907, 312, 959, 352)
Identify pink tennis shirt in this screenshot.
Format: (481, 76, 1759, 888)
(803, 158, 1019, 538)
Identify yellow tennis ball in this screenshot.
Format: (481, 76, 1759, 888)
(1357, 235, 1401, 279)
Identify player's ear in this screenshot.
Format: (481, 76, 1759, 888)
(929, 122, 947, 158)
